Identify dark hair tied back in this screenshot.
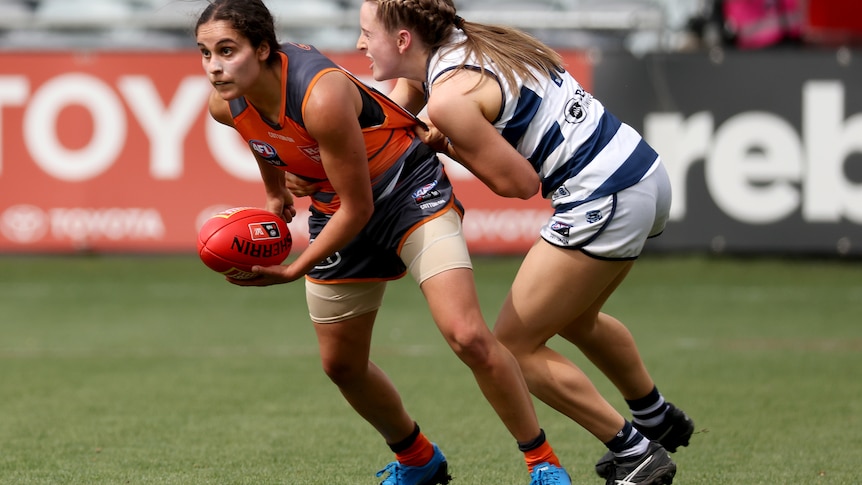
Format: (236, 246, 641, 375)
(196, 0, 281, 64)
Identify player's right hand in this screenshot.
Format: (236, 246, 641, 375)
(413, 117, 448, 153)
(227, 262, 304, 286)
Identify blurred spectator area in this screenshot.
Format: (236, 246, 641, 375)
(0, 0, 859, 53)
(689, 0, 862, 50)
(0, 0, 671, 52)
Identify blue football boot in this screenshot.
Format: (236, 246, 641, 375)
(376, 443, 451, 485)
(529, 462, 572, 485)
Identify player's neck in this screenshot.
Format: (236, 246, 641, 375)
(247, 61, 284, 124)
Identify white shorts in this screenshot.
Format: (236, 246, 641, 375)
(539, 161, 672, 260)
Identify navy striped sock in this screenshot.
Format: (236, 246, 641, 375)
(604, 421, 649, 458)
(627, 386, 668, 429)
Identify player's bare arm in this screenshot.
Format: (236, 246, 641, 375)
(389, 77, 427, 115)
(207, 88, 297, 223)
(303, 71, 374, 260)
(254, 155, 296, 223)
(387, 78, 448, 153)
(428, 70, 540, 200)
(248, 71, 372, 285)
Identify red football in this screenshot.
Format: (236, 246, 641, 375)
(197, 207, 292, 279)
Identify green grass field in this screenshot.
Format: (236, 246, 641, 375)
(1, 255, 860, 484)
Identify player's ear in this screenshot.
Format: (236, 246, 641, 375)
(397, 29, 412, 53)
(258, 41, 271, 62)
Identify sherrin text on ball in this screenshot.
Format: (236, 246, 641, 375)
(197, 207, 292, 279)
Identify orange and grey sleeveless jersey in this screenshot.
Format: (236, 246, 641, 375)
(229, 42, 421, 214)
(427, 32, 660, 212)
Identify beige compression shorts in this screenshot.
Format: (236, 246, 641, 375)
(306, 208, 472, 324)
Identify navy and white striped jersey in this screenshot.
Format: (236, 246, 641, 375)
(427, 32, 660, 209)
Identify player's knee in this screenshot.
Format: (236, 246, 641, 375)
(444, 323, 494, 369)
(320, 357, 364, 386)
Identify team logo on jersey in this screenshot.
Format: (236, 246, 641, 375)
(299, 145, 323, 163)
(550, 220, 571, 237)
(552, 186, 571, 200)
(564, 87, 592, 124)
(585, 210, 603, 224)
(313, 252, 342, 270)
(289, 42, 313, 51)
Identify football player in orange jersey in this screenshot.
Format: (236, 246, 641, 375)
(194, 1, 570, 484)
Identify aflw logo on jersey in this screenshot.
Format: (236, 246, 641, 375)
(412, 180, 445, 210)
(412, 180, 440, 201)
(249, 140, 287, 167)
(550, 221, 571, 237)
(250, 140, 276, 158)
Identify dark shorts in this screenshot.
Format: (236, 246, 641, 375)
(306, 142, 463, 283)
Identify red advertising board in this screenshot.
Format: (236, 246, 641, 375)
(806, 0, 862, 41)
(0, 50, 592, 255)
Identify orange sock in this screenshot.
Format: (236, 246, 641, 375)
(523, 440, 561, 472)
(394, 431, 435, 468)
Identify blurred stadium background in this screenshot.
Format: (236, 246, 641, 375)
(0, 0, 704, 52)
(0, 0, 861, 258)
